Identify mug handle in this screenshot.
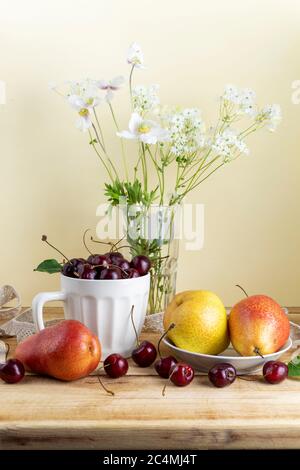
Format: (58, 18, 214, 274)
(32, 291, 66, 332)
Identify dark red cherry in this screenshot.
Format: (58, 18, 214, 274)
(130, 255, 151, 275)
(155, 355, 178, 378)
(132, 341, 157, 367)
(170, 363, 194, 386)
(99, 267, 122, 280)
(208, 363, 236, 388)
(62, 261, 77, 278)
(104, 354, 129, 378)
(124, 268, 140, 279)
(80, 265, 97, 279)
(87, 254, 109, 267)
(106, 252, 124, 265)
(0, 359, 25, 384)
(263, 361, 288, 384)
(116, 259, 131, 271)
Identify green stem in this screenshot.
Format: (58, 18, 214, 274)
(93, 109, 106, 151)
(108, 102, 129, 180)
(88, 130, 114, 183)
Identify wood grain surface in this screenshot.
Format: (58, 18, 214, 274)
(0, 308, 300, 450)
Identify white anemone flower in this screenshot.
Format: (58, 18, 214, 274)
(127, 42, 145, 69)
(117, 112, 169, 145)
(97, 76, 125, 102)
(68, 94, 101, 132)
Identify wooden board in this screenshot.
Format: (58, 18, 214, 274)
(0, 308, 300, 450)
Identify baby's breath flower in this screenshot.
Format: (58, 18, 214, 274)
(212, 129, 249, 162)
(132, 84, 160, 114)
(166, 108, 205, 157)
(223, 84, 256, 116)
(256, 104, 281, 131)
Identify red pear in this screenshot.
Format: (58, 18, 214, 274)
(15, 320, 101, 381)
(229, 295, 290, 356)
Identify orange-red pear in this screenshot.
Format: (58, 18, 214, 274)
(229, 295, 290, 356)
(15, 320, 101, 381)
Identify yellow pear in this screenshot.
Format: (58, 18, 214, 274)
(163, 290, 229, 354)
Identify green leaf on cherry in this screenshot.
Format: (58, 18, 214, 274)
(34, 259, 62, 274)
(288, 356, 300, 376)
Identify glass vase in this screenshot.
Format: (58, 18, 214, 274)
(122, 204, 180, 314)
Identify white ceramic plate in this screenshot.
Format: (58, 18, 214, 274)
(163, 336, 293, 375)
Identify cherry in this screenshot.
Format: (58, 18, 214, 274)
(124, 268, 140, 279)
(169, 363, 194, 386)
(62, 261, 77, 278)
(99, 267, 122, 280)
(130, 305, 157, 367)
(155, 356, 178, 378)
(80, 265, 97, 279)
(208, 363, 237, 388)
(263, 361, 288, 384)
(116, 258, 131, 271)
(106, 252, 123, 265)
(132, 340, 157, 367)
(130, 255, 151, 276)
(104, 354, 129, 378)
(0, 359, 25, 384)
(87, 254, 109, 267)
(154, 323, 177, 378)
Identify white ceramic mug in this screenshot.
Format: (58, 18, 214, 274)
(32, 273, 150, 359)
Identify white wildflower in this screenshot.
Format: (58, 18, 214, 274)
(97, 76, 125, 102)
(132, 84, 160, 114)
(127, 42, 145, 69)
(223, 84, 256, 116)
(166, 108, 205, 156)
(117, 112, 169, 145)
(212, 129, 249, 162)
(256, 104, 281, 131)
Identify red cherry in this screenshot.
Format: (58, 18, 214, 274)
(80, 265, 97, 279)
(116, 259, 131, 271)
(155, 355, 178, 378)
(0, 359, 25, 384)
(263, 361, 288, 384)
(169, 363, 194, 387)
(208, 363, 236, 388)
(99, 267, 122, 280)
(130, 255, 151, 276)
(104, 354, 128, 378)
(106, 252, 124, 265)
(132, 341, 157, 367)
(87, 254, 109, 267)
(124, 268, 140, 278)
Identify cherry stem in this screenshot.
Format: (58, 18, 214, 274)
(158, 323, 176, 358)
(238, 375, 257, 382)
(42, 235, 70, 262)
(130, 305, 139, 347)
(91, 236, 115, 247)
(83, 229, 93, 255)
(97, 375, 114, 396)
(236, 284, 249, 298)
(5, 342, 10, 360)
(110, 236, 125, 252)
(162, 366, 177, 397)
(253, 347, 264, 359)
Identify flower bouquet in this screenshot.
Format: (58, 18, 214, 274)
(51, 43, 281, 314)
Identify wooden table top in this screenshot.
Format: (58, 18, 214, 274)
(1, 307, 300, 450)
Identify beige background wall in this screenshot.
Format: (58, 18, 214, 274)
(0, 0, 299, 307)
